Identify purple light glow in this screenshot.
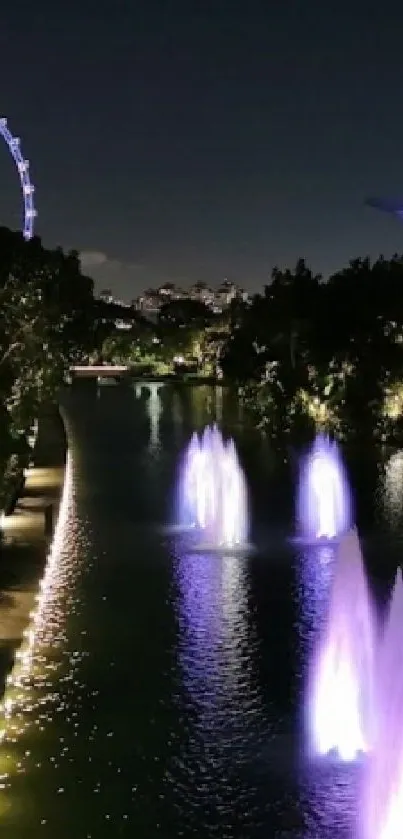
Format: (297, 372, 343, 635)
(297, 434, 352, 541)
(360, 570, 403, 839)
(177, 425, 249, 548)
(308, 528, 376, 763)
(0, 117, 36, 240)
(175, 548, 252, 711)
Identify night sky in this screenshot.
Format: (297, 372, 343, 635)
(2, 0, 403, 298)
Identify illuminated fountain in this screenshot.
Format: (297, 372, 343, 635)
(297, 433, 352, 542)
(360, 570, 403, 839)
(308, 528, 375, 762)
(178, 425, 250, 551)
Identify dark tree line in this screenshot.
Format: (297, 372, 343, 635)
(0, 227, 96, 506)
(4, 223, 401, 492)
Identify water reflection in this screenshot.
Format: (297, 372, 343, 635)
(144, 384, 164, 449)
(176, 548, 257, 710)
(171, 392, 184, 445)
(296, 544, 336, 658)
(0, 450, 75, 750)
(191, 386, 209, 429)
(0, 388, 397, 837)
(170, 538, 269, 834)
(191, 386, 228, 429)
(0, 444, 93, 829)
(299, 760, 360, 839)
(214, 387, 223, 424)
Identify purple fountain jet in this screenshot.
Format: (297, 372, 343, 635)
(308, 528, 376, 762)
(178, 426, 249, 550)
(297, 434, 352, 542)
(360, 569, 403, 839)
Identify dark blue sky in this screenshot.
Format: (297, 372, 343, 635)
(2, 0, 403, 297)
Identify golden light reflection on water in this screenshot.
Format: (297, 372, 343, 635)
(0, 448, 76, 789)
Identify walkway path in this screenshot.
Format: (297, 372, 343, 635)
(0, 407, 65, 693)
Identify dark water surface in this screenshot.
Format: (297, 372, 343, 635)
(0, 383, 401, 838)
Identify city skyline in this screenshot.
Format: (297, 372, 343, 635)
(3, 1, 403, 299)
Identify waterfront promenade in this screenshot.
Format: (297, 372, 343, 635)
(0, 409, 66, 694)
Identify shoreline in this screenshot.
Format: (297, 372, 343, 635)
(0, 405, 67, 695)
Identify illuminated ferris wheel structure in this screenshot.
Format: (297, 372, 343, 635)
(0, 117, 36, 240)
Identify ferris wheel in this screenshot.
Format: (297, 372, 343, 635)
(0, 117, 36, 240)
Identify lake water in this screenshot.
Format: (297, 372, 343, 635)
(0, 383, 401, 838)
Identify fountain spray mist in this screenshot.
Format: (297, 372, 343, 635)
(360, 569, 403, 839)
(297, 434, 352, 541)
(308, 528, 375, 762)
(178, 425, 249, 550)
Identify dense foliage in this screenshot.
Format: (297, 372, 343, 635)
(220, 257, 403, 442)
(100, 255, 403, 442)
(0, 227, 95, 507)
(101, 298, 227, 376)
(6, 229, 399, 471)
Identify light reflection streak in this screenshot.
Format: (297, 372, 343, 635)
(214, 386, 223, 424)
(175, 541, 262, 740)
(0, 447, 74, 768)
(145, 384, 163, 449)
(296, 544, 335, 651)
(169, 539, 267, 835)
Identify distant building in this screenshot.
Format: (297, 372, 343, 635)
(213, 279, 238, 310)
(158, 282, 175, 298)
(104, 278, 250, 321)
(100, 288, 113, 304)
(189, 281, 214, 306)
(137, 290, 161, 321)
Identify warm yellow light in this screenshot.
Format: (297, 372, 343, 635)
(299, 390, 331, 425)
(71, 364, 127, 373)
(0, 449, 73, 759)
(308, 397, 329, 423)
(384, 385, 403, 419)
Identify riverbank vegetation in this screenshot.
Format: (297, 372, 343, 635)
(0, 227, 95, 508)
(103, 256, 403, 442)
(100, 298, 231, 377)
(100, 255, 403, 443)
(3, 222, 403, 491)
(220, 257, 403, 442)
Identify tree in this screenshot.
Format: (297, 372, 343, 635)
(221, 254, 403, 441)
(221, 260, 321, 384)
(0, 227, 97, 505)
(158, 298, 215, 329)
